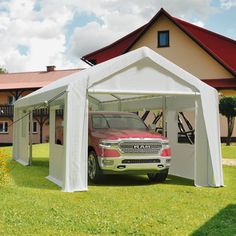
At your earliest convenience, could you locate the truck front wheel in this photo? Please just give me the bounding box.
[147,169,169,183]
[88,150,102,183]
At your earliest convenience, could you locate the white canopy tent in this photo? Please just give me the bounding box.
[13,47,223,192]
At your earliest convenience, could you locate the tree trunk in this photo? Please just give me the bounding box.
[34,109,49,144]
[226,116,235,146]
[40,123,43,144]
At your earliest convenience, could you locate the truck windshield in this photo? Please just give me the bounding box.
[92,114,147,130]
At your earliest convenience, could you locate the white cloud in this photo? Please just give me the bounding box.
[69,22,118,58]
[192,21,205,27]
[220,0,236,9]
[0,0,79,72]
[7,0,35,20]
[0,0,219,72]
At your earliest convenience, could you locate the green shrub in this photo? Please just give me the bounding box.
[0,148,9,185]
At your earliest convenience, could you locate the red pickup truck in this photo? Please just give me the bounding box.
[88,111,171,183]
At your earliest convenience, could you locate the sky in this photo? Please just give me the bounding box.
[0,0,235,73]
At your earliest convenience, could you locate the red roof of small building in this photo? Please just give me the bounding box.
[82,8,236,77]
[0,68,82,90]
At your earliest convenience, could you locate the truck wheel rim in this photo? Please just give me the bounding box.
[88,154,96,179]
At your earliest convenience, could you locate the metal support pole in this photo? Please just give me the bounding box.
[111,94,122,111]
[162,96,167,137]
[29,111,33,166]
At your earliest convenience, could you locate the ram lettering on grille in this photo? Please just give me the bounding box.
[120,142,162,154]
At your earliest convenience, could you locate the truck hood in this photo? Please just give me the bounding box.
[91,129,165,141]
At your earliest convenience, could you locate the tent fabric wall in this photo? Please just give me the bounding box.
[167,110,195,180]
[62,80,88,192]
[13,108,30,166]
[47,108,64,187]
[13,47,223,192]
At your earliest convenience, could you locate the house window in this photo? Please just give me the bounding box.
[158,31,169,48]
[8,96,15,105]
[32,121,38,133]
[0,122,8,133]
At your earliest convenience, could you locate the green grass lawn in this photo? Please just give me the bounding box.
[0,144,236,235]
[222,143,236,159]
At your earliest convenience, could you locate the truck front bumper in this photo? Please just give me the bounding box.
[98,156,171,173]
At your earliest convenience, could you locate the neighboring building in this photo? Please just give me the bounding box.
[82,8,236,140]
[0,66,82,145]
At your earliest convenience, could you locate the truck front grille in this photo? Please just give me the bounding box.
[119,141,162,154]
[122,159,161,164]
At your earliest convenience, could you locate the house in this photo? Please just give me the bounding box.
[82,8,236,140]
[0,66,82,145]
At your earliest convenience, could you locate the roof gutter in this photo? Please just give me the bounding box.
[81,57,95,66]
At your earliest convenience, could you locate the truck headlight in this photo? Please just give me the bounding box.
[160,141,171,157]
[162,142,169,148]
[99,140,118,149]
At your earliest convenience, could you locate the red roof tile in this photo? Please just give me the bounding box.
[203,79,236,89]
[173,17,236,75]
[82,8,236,77]
[0,68,82,90]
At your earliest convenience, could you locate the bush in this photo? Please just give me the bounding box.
[219,96,236,146]
[0,149,10,185]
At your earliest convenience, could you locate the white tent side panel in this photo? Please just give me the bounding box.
[63,79,89,192]
[195,91,224,186]
[13,108,29,166]
[46,108,64,187]
[167,111,195,180]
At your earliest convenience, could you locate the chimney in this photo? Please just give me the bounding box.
[46,65,56,72]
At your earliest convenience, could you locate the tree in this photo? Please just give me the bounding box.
[0,67,7,74]
[34,108,49,144]
[0,149,9,186]
[219,96,236,146]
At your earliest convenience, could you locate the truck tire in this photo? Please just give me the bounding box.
[147,169,169,183]
[88,150,102,183]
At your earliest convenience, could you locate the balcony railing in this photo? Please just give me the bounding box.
[0,105,14,117]
[0,105,63,118]
[32,108,63,117]
[33,108,49,117]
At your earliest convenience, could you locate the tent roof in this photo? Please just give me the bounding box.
[15,47,215,109]
[82,8,236,77]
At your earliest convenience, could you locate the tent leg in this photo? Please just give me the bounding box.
[29,112,33,166]
[162,96,167,137]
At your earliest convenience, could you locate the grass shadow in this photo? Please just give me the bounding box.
[191,204,236,235]
[89,174,194,187]
[10,155,193,190]
[32,158,49,167]
[165,174,194,186]
[89,174,150,187]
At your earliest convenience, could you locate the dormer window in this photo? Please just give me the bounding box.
[158,31,169,48]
